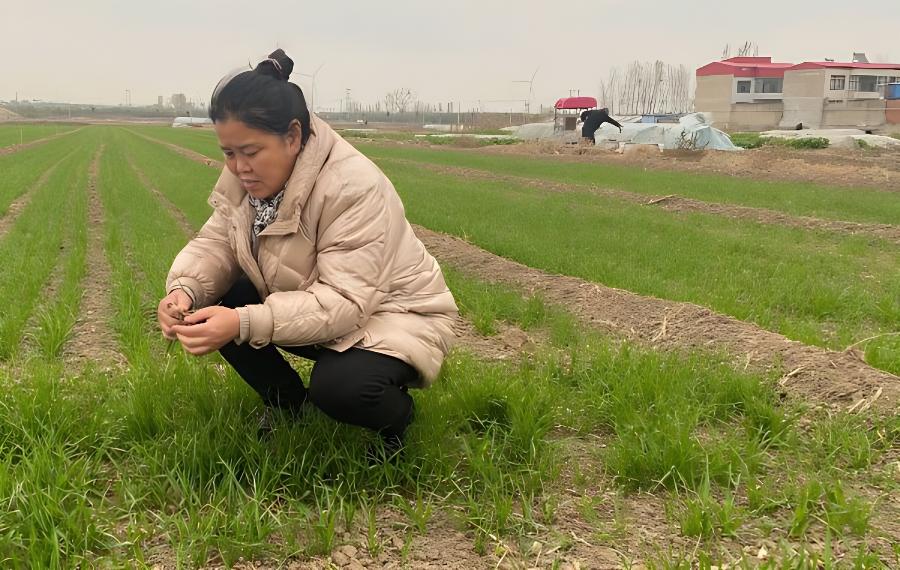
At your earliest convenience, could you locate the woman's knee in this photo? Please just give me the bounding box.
[307,352,408,415]
[307,351,416,436]
[307,366,372,416]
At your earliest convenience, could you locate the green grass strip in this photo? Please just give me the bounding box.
[119,127,222,228]
[0,131,84,216]
[127,124,224,162]
[0,133,95,358]
[26,141,91,358]
[354,142,900,226]
[378,159,900,375]
[0,124,75,148]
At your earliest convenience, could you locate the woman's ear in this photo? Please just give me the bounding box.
[286,119,303,153]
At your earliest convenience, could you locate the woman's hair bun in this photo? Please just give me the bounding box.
[255,49,294,81]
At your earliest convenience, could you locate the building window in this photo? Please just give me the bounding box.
[736,80,751,94]
[830,75,846,90]
[754,77,783,93]
[852,75,878,92]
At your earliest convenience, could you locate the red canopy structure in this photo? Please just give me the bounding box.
[554,96,597,110]
[554,96,598,134]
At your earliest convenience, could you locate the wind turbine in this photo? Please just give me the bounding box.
[512,66,540,115]
[298,63,325,113]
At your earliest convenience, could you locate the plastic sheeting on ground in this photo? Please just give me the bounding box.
[760,129,900,149]
[513,113,741,151]
[414,134,517,140]
[514,122,557,140]
[172,117,212,128]
[591,113,741,151]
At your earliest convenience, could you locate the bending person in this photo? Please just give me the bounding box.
[579,107,623,144]
[157,49,458,456]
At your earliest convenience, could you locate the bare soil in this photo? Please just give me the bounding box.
[414,226,899,413]
[452,317,544,362]
[479,142,900,193]
[380,157,900,244]
[141,487,671,570]
[63,145,126,369]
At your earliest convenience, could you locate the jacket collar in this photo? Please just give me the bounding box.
[209,114,337,235]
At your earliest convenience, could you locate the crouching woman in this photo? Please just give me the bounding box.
[156,50,458,450]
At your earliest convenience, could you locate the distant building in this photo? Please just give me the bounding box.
[695,56,900,130]
[171,93,188,110]
[157,95,164,107]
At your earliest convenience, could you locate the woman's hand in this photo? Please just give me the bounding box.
[171,306,240,356]
[158,289,193,340]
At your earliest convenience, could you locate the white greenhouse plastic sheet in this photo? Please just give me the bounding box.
[172,116,213,128]
[590,113,741,151]
[760,129,900,149]
[513,113,741,151]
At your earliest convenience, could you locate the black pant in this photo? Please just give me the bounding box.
[218,277,417,438]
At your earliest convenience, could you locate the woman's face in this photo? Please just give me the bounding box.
[215,118,303,200]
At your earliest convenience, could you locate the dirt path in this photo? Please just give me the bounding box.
[63,145,126,369]
[0,127,84,157]
[414,226,899,413]
[380,157,900,244]
[479,141,900,194]
[144,134,900,245]
[0,159,65,240]
[125,129,224,168]
[126,156,196,237]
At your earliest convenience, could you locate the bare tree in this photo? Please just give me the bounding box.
[722,41,759,59]
[384,88,414,114]
[598,61,693,115]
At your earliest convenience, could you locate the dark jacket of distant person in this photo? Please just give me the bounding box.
[579,108,623,142]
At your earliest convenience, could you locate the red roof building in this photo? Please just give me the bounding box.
[696,57,794,78]
[695,56,900,130]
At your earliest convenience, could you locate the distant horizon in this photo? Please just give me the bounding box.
[3,0,898,112]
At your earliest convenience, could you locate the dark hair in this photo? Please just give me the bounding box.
[580,110,591,121]
[209,49,312,147]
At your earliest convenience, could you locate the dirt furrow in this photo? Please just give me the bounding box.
[477,142,900,194]
[126,156,196,237]
[414,225,899,412]
[63,145,127,370]
[381,157,900,244]
[131,135,899,410]
[0,127,83,157]
[0,159,64,240]
[139,136,900,244]
[18,240,70,357]
[124,129,224,168]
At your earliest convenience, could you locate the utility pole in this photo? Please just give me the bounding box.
[345,88,351,119]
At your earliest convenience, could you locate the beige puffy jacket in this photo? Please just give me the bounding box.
[166,115,458,384]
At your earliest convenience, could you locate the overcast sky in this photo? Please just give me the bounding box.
[3,0,898,112]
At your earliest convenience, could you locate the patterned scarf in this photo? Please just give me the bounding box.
[248,190,285,237]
